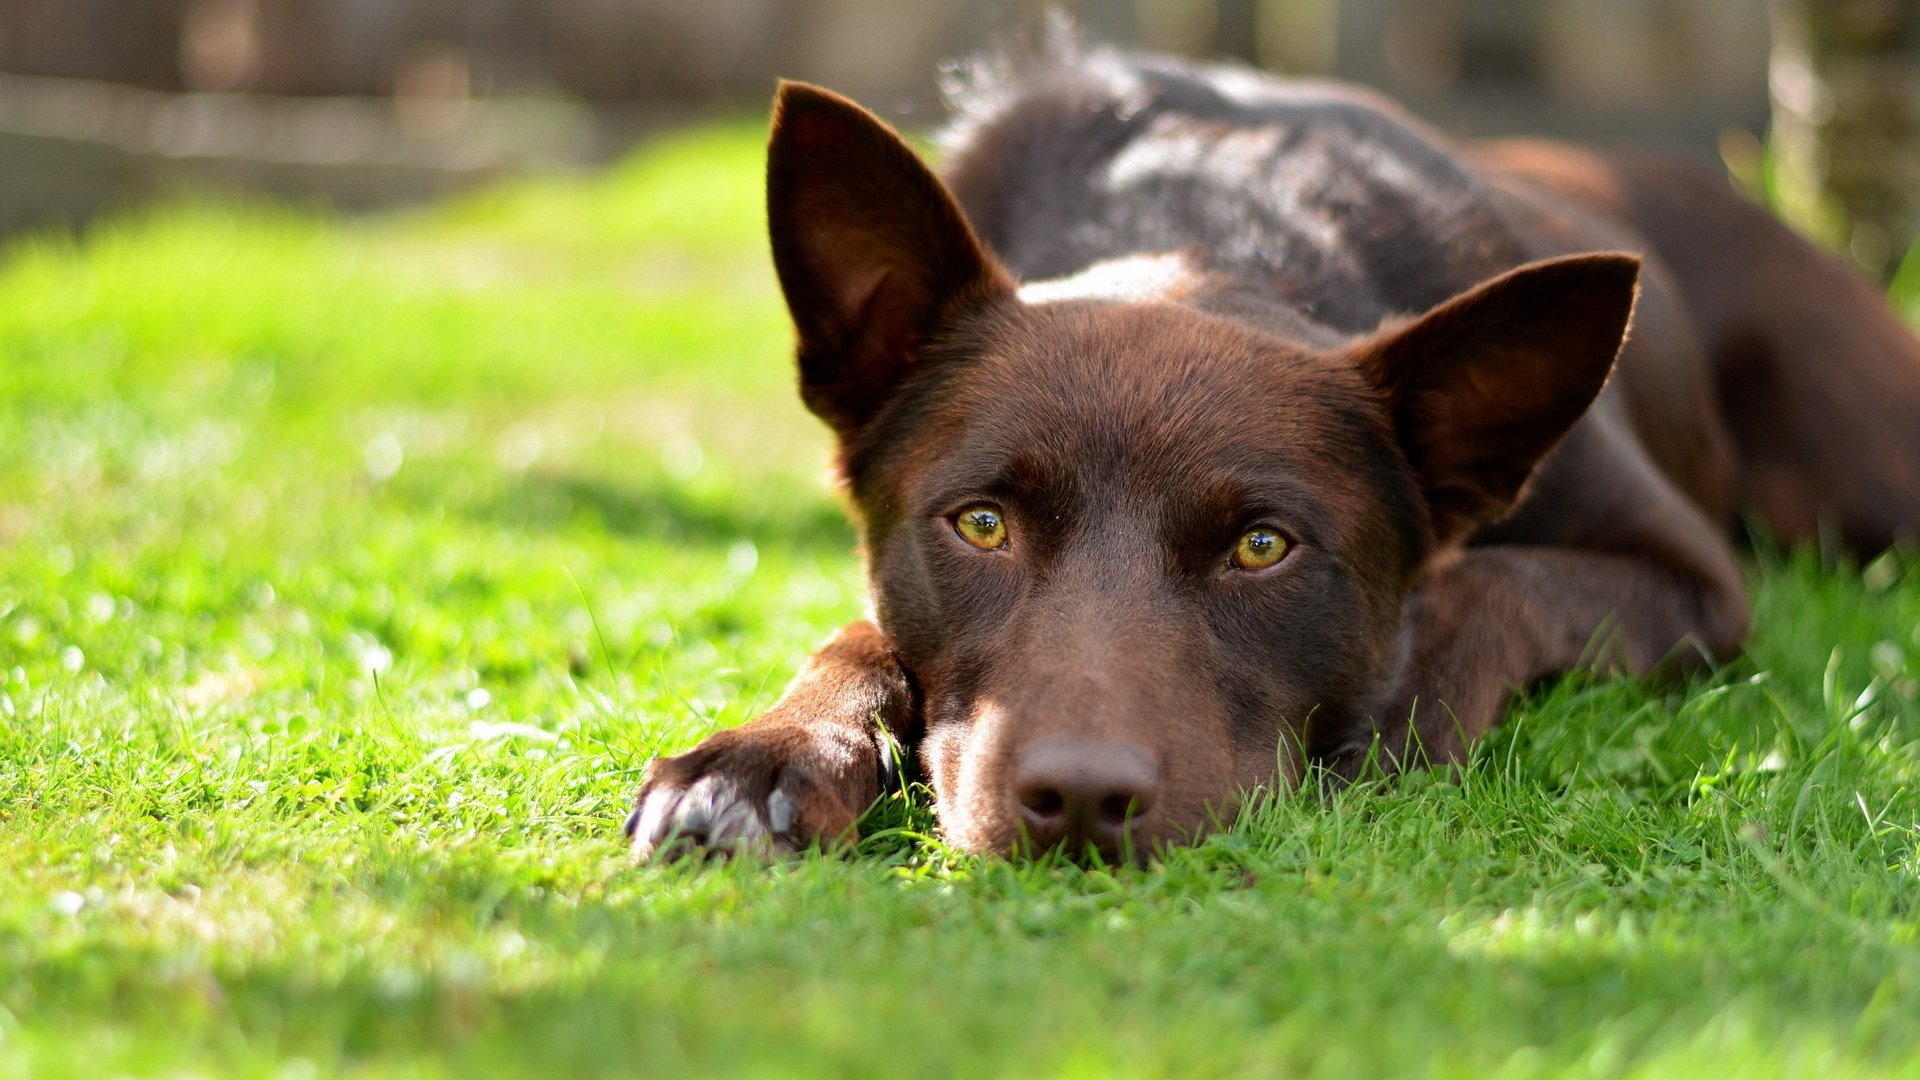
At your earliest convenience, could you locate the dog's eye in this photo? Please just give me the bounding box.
[953,505,1009,550]
[1231,527,1290,570]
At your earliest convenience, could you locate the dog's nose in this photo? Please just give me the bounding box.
[1012,739,1160,857]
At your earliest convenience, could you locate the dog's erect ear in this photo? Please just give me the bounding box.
[767,81,1014,436]
[1351,252,1640,547]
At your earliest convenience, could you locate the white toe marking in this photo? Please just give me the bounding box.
[706,790,766,844]
[766,789,797,836]
[630,793,673,855]
[678,776,726,832]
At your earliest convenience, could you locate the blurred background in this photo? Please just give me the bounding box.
[0,0,1915,279]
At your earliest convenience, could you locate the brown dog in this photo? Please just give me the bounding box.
[627,47,1920,862]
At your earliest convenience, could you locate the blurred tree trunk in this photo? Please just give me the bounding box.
[1214,0,1260,64]
[1769,0,1920,280]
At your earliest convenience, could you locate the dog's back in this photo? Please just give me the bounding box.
[941,48,1524,332]
[940,43,1920,556]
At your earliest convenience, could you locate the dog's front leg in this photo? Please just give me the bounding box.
[626,621,918,861]
[1327,544,1749,778]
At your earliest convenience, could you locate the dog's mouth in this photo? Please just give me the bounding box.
[1008,811,1208,865]
[929,757,1239,863]
[916,684,1263,861]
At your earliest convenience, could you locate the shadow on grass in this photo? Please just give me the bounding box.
[12,893,1915,1077]
[461,469,857,555]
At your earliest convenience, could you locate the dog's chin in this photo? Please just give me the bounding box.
[936,810,1220,865]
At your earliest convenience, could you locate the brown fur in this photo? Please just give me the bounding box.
[627,53,1920,863]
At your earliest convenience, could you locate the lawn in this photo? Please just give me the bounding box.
[1,121,1918,1079]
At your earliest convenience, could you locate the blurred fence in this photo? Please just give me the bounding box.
[0,0,1768,121]
[0,0,1771,233]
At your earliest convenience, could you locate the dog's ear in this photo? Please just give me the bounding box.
[767,81,1014,437]
[1351,252,1640,547]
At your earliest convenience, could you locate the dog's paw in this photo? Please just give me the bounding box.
[625,725,870,863]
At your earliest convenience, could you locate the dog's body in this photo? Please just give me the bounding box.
[628,48,1920,861]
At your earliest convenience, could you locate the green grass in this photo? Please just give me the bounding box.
[2,121,1919,1079]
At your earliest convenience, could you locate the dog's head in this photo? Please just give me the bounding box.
[767,83,1637,859]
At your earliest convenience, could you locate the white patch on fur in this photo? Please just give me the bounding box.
[1017,251,1196,305]
[632,774,782,861]
[766,788,797,835]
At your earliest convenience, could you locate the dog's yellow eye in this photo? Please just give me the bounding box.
[954,505,1008,550]
[1232,528,1289,570]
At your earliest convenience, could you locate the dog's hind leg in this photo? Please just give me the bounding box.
[627,621,919,861]
[1485,143,1920,554]
[1622,159,1920,553]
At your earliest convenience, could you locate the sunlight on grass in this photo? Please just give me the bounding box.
[0,123,1917,1078]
